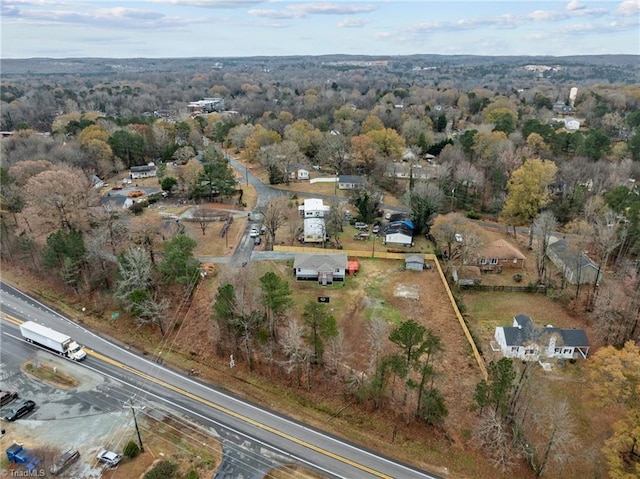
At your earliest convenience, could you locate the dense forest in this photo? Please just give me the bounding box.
[1,54,639,479]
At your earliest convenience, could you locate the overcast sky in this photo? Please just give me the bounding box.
[2,0,639,59]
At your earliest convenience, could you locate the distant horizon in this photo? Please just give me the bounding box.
[4,52,639,62]
[2,1,638,59]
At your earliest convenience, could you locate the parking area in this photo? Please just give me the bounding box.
[0,352,132,477]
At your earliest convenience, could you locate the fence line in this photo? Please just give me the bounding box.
[461,284,548,293]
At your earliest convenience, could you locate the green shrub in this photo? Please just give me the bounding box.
[186,470,199,479]
[123,440,140,459]
[143,460,177,479]
[466,210,481,220]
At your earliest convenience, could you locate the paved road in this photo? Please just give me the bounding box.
[0,281,443,479]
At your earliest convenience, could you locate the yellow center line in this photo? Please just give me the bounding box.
[2,313,393,479]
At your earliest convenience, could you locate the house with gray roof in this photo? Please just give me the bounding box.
[547,238,601,285]
[338,175,366,190]
[130,164,157,179]
[494,314,590,362]
[293,253,347,285]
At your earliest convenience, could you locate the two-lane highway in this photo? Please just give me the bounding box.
[0,281,443,479]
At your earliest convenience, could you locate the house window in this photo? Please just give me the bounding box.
[480,258,487,265]
[297,268,301,272]
[510,347,518,352]
[525,348,535,355]
[489,258,498,265]
[554,348,562,354]
[562,348,572,355]
[335,268,340,272]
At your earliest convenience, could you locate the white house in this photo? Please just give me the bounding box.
[90,174,104,188]
[384,221,414,247]
[298,198,330,218]
[564,117,581,131]
[130,164,157,179]
[494,314,590,362]
[286,164,310,181]
[297,199,330,244]
[303,217,326,244]
[293,253,347,284]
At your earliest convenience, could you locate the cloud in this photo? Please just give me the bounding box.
[337,18,366,28]
[3,4,204,30]
[151,0,266,7]
[250,2,376,20]
[566,1,585,12]
[615,0,640,16]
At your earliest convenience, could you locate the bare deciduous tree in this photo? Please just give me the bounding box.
[263,196,290,250]
[281,319,311,387]
[367,314,388,375]
[136,296,171,337]
[526,401,579,477]
[23,164,95,231]
[532,211,557,283]
[192,207,217,235]
[325,330,346,375]
[473,408,518,471]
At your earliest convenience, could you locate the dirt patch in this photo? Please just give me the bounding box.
[265,464,328,479]
[22,359,80,389]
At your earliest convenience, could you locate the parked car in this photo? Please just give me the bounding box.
[127,190,144,198]
[3,399,35,421]
[96,450,122,468]
[253,236,261,245]
[249,228,259,237]
[355,222,368,230]
[259,226,267,235]
[372,225,380,234]
[0,390,18,406]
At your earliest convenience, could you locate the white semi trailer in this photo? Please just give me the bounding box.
[19,321,87,361]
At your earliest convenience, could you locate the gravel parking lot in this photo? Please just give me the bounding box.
[1,352,132,478]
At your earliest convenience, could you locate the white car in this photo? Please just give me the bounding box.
[96,450,121,468]
[249,228,259,237]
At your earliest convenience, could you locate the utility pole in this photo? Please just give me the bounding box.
[125,398,145,452]
[372,232,376,258]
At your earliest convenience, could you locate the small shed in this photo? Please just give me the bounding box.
[347,257,360,275]
[405,254,425,271]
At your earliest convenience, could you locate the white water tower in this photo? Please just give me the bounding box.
[569,87,578,107]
